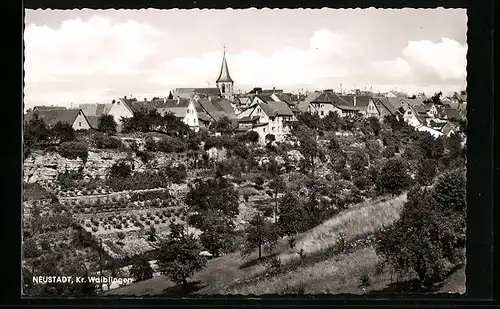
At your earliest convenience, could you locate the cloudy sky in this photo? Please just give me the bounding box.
[24,8,467,109]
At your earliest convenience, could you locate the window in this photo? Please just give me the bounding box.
[272,126,275,131]
[320,111,324,116]
[79,122,82,127]
[221,84,226,93]
[263,128,266,133]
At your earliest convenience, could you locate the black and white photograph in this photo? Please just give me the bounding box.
[22,8,467,296]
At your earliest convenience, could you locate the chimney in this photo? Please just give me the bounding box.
[144,97,147,102]
[124,96,127,99]
[177,97,180,104]
[273,87,275,94]
[163,97,166,103]
[112,99,116,104]
[209,96,212,102]
[353,96,357,107]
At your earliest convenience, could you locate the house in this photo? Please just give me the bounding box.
[369,97,400,119]
[440,107,462,121]
[297,91,321,113]
[79,103,113,129]
[107,98,135,129]
[172,88,221,100]
[309,90,360,118]
[195,97,237,123]
[423,103,439,118]
[32,105,67,112]
[236,100,295,143]
[109,97,201,132]
[441,122,459,137]
[416,125,444,138]
[30,108,92,131]
[339,95,373,116]
[402,105,426,127]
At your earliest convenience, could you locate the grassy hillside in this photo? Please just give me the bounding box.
[106,193,411,295]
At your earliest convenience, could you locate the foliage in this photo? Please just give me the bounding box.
[162,164,187,184]
[265,134,276,143]
[245,131,260,143]
[157,222,207,290]
[365,139,382,159]
[24,113,52,148]
[368,117,381,136]
[107,170,170,191]
[242,212,277,259]
[294,124,322,175]
[108,161,132,179]
[92,132,123,149]
[297,112,324,131]
[52,121,76,143]
[58,141,89,162]
[350,149,369,172]
[277,192,308,236]
[199,212,236,257]
[375,171,466,288]
[377,158,411,195]
[416,159,438,186]
[157,136,187,153]
[129,257,154,281]
[97,115,117,134]
[185,177,239,218]
[212,116,235,134]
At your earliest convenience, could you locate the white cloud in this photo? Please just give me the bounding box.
[402,38,467,81]
[23,17,467,108]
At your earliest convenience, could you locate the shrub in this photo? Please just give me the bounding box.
[93,132,123,149]
[92,227,98,232]
[58,141,88,162]
[117,232,125,240]
[358,273,371,288]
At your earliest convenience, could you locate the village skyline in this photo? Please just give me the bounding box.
[23,8,467,110]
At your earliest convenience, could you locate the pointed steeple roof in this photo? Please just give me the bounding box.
[216,46,234,83]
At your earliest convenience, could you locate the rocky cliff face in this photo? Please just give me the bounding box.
[24,149,204,185]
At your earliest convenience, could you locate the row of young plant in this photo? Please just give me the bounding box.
[83,208,186,232]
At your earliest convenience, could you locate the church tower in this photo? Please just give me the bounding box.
[216,46,234,99]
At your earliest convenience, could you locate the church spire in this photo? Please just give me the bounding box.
[216,45,234,83]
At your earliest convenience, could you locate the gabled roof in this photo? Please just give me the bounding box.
[255,95,274,103]
[373,97,398,115]
[197,98,236,122]
[33,106,67,111]
[216,50,234,83]
[401,98,425,107]
[86,116,100,129]
[238,116,260,123]
[79,103,112,116]
[443,107,461,120]
[125,98,191,114]
[255,101,294,117]
[423,103,435,111]
[339,95,354,106]
[412,105,428,114]
[262,89,284,95]
[355,95,371,109]
[386,97,405,110]
[30,109,85,127]
[274,92,294,104]
[194,88,221,98]
[311,91,349,106]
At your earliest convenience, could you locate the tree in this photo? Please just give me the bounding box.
[377,158,411,196]
[350,149,369,172]
[245,131,260,144]
[97,115,117,134]
[58,141,89,162]
[185,177,239,219]
[212,116,235,134]
[168,91,174,99]
[294,124,321,175]
[109,161,132,179]
[52,121,75,143]
[265,134,276,143]
[199,212,236,257]
[416,159,438,186]
[157,222,207,292]
[269,174,287,224]
[242,212,276,259]
[24,113,52,148]
[368,117,381,136]
[129,257,154,281]
[432,169,466,212]
[376,174,466,289]
[277,192,308,237]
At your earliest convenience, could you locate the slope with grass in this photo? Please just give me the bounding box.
[106,192,409,295]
